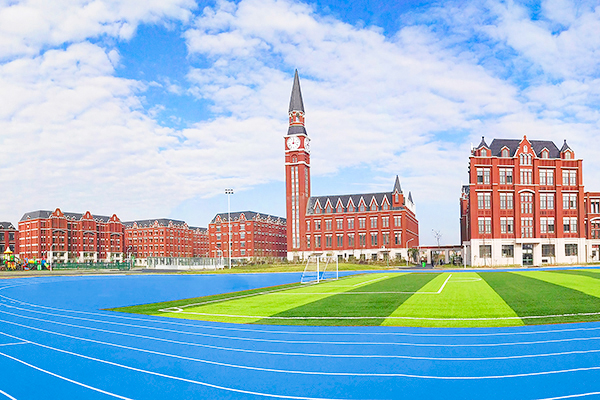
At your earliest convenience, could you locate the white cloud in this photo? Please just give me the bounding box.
[0,0,196,59]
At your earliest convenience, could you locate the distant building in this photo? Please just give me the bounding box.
[284,71,419,261]
[0,222,18,254]
[460,136,600,266]
[191,226,210,258]
[208,211,287,260]
[123,219,204,265]
[18,208,124,263]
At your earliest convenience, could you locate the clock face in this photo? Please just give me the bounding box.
[304,137,311,153]
[287,136,300,150]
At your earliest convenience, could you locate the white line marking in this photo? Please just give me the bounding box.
[0,349,132,399]
[5,307,600,349]
[0,389,17,400]
[1,328,600,381]
[6,308,600,361]
[5,277,600,338]
[538,391,600,400]
[0,331,346,399]
[0,342,26,347]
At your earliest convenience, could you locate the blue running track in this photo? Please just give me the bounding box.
[1,272,600,399]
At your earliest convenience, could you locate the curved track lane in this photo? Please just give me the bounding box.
[0,272,599,399]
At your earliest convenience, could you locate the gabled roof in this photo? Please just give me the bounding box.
[488,139,561,158]
[210,211,286,224]
[307,192,401,215]
[408,192,413,203]
[393,175,402,193]
[122,218,187,228]
[189,226,208,232]
[560,139,571,153]
[20,210,114,223]
[476,136,489,149]
[0,222,15,230]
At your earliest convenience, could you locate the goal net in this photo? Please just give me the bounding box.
[300,254,339,284]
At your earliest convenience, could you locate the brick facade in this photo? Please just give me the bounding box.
[285,71,419,261]
[208,211,287,260]
[461,136,600,266]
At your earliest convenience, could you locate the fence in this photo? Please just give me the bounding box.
[146,257,225,271]
[53,262,131,271]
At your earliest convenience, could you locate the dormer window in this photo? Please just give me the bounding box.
[564,151,572,159]
[337,205,343,213]
[370,204,377,211]
[541,150,549,159]
[481,149,487,156]
[502,148,510,157]
[315,205,321,214]
[359,204,366,212]
[325,204,333,213]
[382,203,389,211]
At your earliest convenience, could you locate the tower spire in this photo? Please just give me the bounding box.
[288,70,307,135]
[289,69,304,113]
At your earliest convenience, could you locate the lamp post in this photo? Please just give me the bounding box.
[225,188,234,269]
[406,238,414,267]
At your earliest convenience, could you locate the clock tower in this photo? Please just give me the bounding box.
[285,70,311,259]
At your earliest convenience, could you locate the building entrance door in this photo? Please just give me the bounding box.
[522,244,533,266]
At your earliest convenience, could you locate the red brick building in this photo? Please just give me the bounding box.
[0,222,18,254]
[18,208,124,263]
[208,211,287,260]
[191,227,210,257]
[460,136,600,266]
[123,219,202,263]
[285,71,419,261]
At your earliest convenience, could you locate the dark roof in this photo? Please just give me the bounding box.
[408,192,413,203]
[0,222,15,230]
[306,177,413,215]
[393,175,402,193]
[287,125,307,135]
[210,211,286,224]
[560,139,571,153]
[476,136,489,149]
[307,192,400,215]
[122,218,187,228]
[20,210,113,222]
[488,139,561,158]
[189,226,208,232]
[288,70,305,113]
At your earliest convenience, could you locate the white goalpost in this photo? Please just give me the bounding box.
[300,254,339,284]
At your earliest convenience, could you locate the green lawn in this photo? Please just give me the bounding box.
[110,269,600,328]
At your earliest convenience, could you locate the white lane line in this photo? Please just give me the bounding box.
[436,274,452,293]
[5,306,600,348]
[538,392,600,400]
[0,331,345,400]
[1,328,600,381]
[0,349,132,399]
[4,283,600,339]
[0,389,17,400]
[6,308,600,362]
[0,342,26,347]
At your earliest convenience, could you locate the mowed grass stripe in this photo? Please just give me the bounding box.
[170,274,401,324]
[512,270,600,298]
[480,272,600,325]
[550,268,600,281]
[256,273,439,326]
[382,273,523,328]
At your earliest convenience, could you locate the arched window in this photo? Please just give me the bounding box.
[325,204,332,213]
[502,149,509,157]
[481,149,487,156]
[382,203,389,211]
[337,205,343,213]
[292,156,297,163]
[565,151,572,159]
[370,204,377,211]
[541,150,548,159]
[359,204,366,212]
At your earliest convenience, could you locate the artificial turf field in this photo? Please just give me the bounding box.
[112,269,600,328]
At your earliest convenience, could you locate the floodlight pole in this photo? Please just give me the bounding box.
[225,188,234,269]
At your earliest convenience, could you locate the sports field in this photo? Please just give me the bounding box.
[112,269,600,327]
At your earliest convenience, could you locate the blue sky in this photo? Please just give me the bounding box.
[1,0,600,245]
